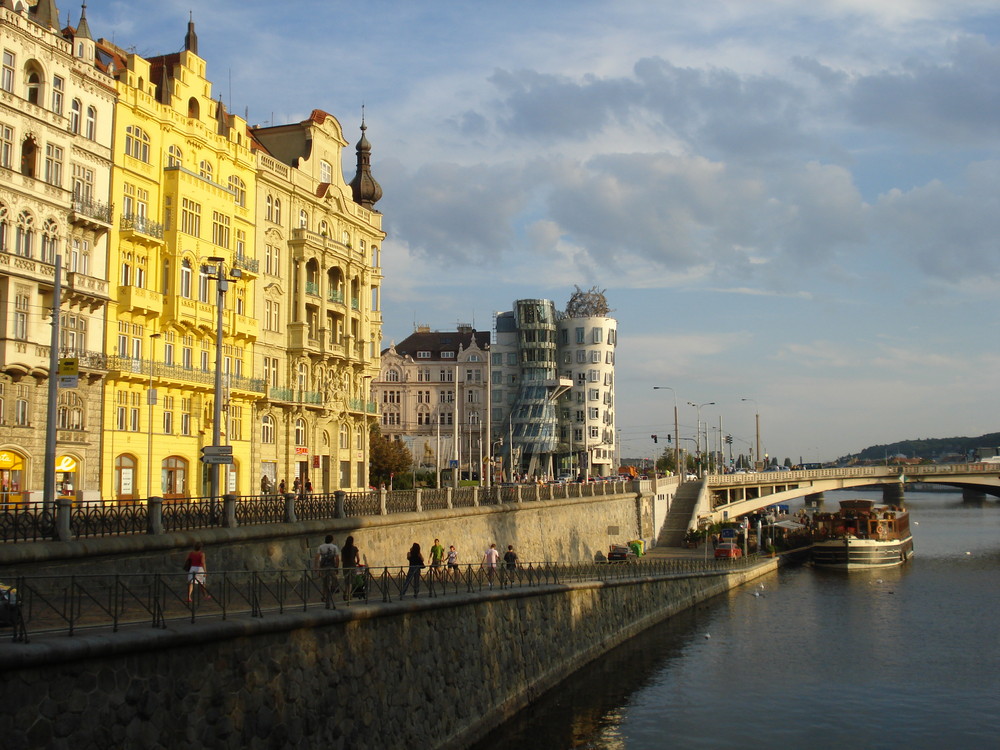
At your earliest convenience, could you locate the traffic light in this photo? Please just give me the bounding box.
[651,434,658,443]
[725,434,733,445]
[667,434,672,443]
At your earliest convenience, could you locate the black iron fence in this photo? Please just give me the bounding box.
[0,553,760,643]
[0,481,636,545]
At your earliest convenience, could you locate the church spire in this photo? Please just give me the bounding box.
[184,12,198,55]
[349,108,383,210]
[76,3,93,41]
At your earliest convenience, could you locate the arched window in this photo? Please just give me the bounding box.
[298,209,308,229]
[69,99,81,134]
[295,418,306,446]
[57,392,85,430]
[167,145,182,167]
[125,126,149,162]
[339,424,349,450]
[342,230,351,247]
[187,97,199,119]
[319,220,330,237]
[228,175,245,207]
[265,194,273,222]
[15,211,33,257]
[386,369,400,383]
[297,363,308,389]
[20,135,37,177]
[26,70,41,105]
[273,198,281,224]
[180,259,192,298]
[199,160,213,181]
[371,245,380,267]
[161,456,188,497]
[40,218,58,264]
[85,106,96,140]
[261,415,275,444]
[115,454,136,500]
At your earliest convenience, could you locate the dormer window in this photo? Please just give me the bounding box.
[416,351,431,359]
[441,351,456,359]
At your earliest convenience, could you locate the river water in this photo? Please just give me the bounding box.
[471,490,1000,750]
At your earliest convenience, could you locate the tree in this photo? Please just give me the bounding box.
[369,425,412,487]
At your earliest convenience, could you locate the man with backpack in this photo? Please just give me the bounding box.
[314,534,340,606]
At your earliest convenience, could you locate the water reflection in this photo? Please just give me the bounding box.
[471,491,1000,750]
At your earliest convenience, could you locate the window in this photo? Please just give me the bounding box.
[15,211,33,257]
[51,76,64,115]
[180,398,192,435]
[181,199,201,236]
[234,229,245,258]
[228,175,245,207]
[229,406,242,441]
[298,209,308,229]
[40,219,58,264]
[264,300,280,331]
[44,144,63,186]
[180,259,192,298]
[211,211,230,248]
[592,328,603,344]
[73,164,94,201]
[441,351,455,359]
[261,415,275,444]
[85,106,96,140]
[273,198,281,224]
[265,244,280,275]
[57,392,84,430]
[25,70,41,105]
[13,292,28,339]
[200,351,209,372]
[339,425,349,450]
[1,51,13,93]
[576,327,585,344]
[69,99,81,134]
[0,123,11,168]
[295,419,306,446]
[320,160,332,183]
[198,265,212,303]
[167,144,182,167]
[264,357,278,387]
[163,409,173,434]
[265,195,273,222]
[124,126,149,162]
[199,160,213,180]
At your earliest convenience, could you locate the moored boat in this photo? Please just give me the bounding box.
[810,499,914,570]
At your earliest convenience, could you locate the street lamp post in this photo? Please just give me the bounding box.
[147,332,161,499]
[207,257,241,501]
[653,386,680,480]
[687,401,715,478]
[741,398,761,471]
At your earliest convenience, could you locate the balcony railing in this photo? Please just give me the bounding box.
[328,289,344,304]
[305,281,319,296]
[348,397,378,413]
[269,387,324,405]
[120,213,164,239]
[233,253,259,273]
[72,196,113,224]
[104,355,266,393]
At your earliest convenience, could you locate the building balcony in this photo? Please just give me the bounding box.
[328,289,345,305]
[70,197,113,230]
[117,285,163,314]
[305,280,319,296]
[348,397,378,414]
[233,253,259,274]
[269,387,324,405]
[227,311,259,339]
[120,214,165,242]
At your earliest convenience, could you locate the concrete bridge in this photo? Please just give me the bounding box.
[684,463,999,526]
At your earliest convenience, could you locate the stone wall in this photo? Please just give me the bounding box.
[0,492,652,579]
[0,560,778,750]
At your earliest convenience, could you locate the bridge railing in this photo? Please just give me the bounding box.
[0,553,760,643]
[705,463,992,486]
[0,480,639,545]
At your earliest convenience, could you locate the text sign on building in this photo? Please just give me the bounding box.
[58,357,79,388]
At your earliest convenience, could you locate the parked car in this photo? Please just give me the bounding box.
[714,542,743,559]
[607,544,638,563]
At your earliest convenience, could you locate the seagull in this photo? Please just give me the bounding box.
[705,634,711,639]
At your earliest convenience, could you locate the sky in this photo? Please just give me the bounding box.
[83,0,1000,464]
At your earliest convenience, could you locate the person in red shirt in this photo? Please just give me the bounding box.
[184,542,210,602]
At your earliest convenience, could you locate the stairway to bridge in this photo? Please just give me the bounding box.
[657,480,703,547]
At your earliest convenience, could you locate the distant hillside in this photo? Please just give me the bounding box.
[843,433,1000,463]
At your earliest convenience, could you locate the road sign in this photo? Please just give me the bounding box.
[201,445,233,456]
[200,454,233,465]
[720,528,737,539]
[58,358,79,377]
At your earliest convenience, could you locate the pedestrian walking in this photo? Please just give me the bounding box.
[429,538,444,578]
[503,544,519,572]
[482,543,500,588]
[278,478,287,495]
[446,544,459,579]
[314,534,340,606]
[184,542,210,602]
[400,542,424,597]
[341,535,361,599]
[260,475,271,495]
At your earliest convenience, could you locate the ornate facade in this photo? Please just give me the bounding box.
[250,112,383,493]
[0,1,114,503]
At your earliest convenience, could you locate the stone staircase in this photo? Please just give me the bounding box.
[657,480,703,547]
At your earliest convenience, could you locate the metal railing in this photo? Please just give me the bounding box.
[0,481,638,544]
[0,554,760,643]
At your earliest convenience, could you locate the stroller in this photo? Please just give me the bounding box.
[344,564,368,600]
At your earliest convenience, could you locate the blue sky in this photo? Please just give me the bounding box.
[85,0,1000,463]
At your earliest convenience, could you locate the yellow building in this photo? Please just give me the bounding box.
[0,2,115,503]
[98,21,261,500]
[251,112,383,492]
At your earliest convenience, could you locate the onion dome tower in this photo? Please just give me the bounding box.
[349,112,383,209]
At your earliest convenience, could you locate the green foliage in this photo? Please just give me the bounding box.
[844,432,1000,463]
[368,425,413,487]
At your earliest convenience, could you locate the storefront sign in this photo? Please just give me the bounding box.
[56,456,78,472]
